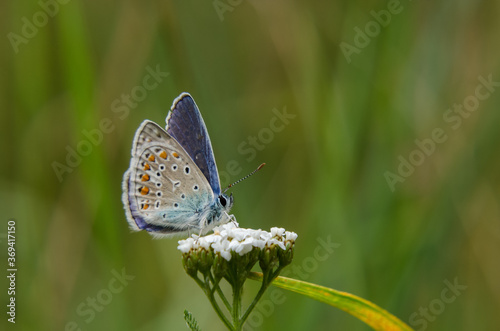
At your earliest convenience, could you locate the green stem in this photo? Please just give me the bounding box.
[248,272,413,331]
[190,274,207,293]
[271,265,285,280]
[240,265,283,326]
[193,272,234,331]
[209,272,232,313]
[232,277,242,330]
[239,269,270,326]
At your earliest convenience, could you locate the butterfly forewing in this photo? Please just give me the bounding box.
[124,121,213,233]
[166,93,221,196]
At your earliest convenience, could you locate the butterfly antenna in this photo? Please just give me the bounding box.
[223,163,266,193]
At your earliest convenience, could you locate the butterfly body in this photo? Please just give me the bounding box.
[122,93,234,238]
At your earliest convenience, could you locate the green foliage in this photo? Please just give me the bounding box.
[184,310,202,331]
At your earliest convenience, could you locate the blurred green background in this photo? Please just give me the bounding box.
[1,0,499,330]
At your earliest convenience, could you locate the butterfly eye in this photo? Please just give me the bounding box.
[219,195,227,207]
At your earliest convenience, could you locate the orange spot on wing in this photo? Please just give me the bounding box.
[140,187,149,195]
[148,154,155,162]
[144,163,150,171]
[172,152,179,158]
[159,151,167,159]
[143,204,149,210]
[141,174,150,181]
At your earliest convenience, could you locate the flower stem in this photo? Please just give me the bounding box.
[207,287,233,331]
[209,272,232,313]
[239,271,269,325]
[231,276,243,330]
[239,266,283,326]
[191,272,234,330]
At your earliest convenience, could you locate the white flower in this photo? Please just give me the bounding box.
[177,237,195,253]
[270,227,285,238]
[250,229,263,239]
[236,237,255,255]
[251,239,266,249]
[268,238,286,250]
[285,231,298,242]
[212,239,231,261]
[227,238,241,251]
[259,231,272,241]
[177,223,297,261]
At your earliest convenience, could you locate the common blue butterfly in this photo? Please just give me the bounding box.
[122,93,234,238]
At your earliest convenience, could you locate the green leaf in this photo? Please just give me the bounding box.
[249,272,413,331]
[184,310,202,331]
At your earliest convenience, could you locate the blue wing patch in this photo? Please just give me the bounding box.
[166,93,221,196]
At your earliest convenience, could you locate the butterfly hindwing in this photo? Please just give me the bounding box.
[166,93,221,196]
[122,120,213,236]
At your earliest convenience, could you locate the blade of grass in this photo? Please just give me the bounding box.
[249,272,413,331]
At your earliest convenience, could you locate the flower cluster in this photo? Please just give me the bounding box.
[178,222,298,262]
[178,222,297,330]
[178,222,297,281]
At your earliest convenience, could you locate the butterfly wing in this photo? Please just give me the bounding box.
[165,93,221,196]
[122,120,214,236]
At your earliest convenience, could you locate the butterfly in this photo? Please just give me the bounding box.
[122,93,235,238]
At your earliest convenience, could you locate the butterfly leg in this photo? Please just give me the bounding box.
[225,212,238,227]
[186,225,200,243]
[197,217,209,238]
